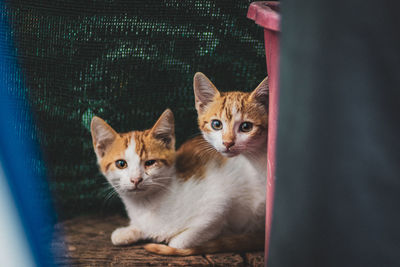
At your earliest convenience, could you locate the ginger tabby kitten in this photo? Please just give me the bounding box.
[194,72,269,179]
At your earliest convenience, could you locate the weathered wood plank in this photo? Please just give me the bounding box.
[52,215,209,266]
[205,253,244,266]
[51,215,264,266]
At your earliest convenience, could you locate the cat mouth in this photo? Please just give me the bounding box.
[127,187,145,192]
[221,150,239,157]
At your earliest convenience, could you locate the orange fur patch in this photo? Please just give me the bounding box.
[176,136,227,180]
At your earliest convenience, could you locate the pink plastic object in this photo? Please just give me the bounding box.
[247,2,280,264]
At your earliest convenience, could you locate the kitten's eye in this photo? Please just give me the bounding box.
[240,122,253,132]
[145,160,156,167]
[115,159,127,169]
[211,119,223,130]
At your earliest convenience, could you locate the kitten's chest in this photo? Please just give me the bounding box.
[124,198,180,240]
[126,202,159,227]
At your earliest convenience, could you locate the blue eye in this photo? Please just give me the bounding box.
[145,160,156,167]
[115,159,127,169]
[211,120,223,130]
[239,122,253,132]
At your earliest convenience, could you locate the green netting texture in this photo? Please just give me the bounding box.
[5,0,267,219]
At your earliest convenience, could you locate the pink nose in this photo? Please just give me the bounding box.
[223,141,235,149]
[130,177,143,186]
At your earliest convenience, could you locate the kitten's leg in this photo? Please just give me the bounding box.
[168,219,224,249]
[111,225,142,246]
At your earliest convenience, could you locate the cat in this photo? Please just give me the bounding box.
[142,73,269,255]
[91,109,265,255]
[193,72,269,179]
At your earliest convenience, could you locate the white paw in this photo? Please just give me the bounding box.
[111,227,141,246]
[168,238,188,249]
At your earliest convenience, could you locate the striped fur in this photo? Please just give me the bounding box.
[175,135,227,180]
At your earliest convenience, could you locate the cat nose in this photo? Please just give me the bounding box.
[130,177,143,186]
[223,141,235,149]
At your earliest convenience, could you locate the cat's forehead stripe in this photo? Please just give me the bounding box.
[119,133,132,149]
[224,101,232,121]
[138,132,143,158]
[219,93,248,122]
[123,135,129,149]
[221,97,226,110]
[141,135,146,158]
[134,131,147,159]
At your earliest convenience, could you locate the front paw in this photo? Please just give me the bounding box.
[168,237,190,249]
[111,227,141,246]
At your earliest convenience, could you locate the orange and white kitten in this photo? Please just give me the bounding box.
[91,109,265,255]
[193,72,269,178]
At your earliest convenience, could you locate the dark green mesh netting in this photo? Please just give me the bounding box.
[4,0,266,219]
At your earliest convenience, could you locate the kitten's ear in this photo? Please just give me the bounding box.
[193,72,220,113]
[151,109,175,149]
[250,77,269,107]
[91,116,117,159]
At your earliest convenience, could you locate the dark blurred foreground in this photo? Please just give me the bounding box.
[270,0,400,266]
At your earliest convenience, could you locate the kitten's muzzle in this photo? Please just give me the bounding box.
[223,141,235,150]
[130,177,143,187]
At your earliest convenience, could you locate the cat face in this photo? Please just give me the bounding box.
[194,73,268,157]
[90,109,176,197]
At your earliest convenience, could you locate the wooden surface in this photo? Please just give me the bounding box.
[52,215,264,266]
